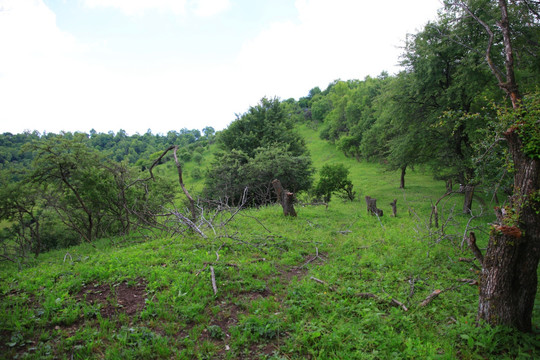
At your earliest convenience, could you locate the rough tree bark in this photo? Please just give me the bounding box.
[458,0,540,331]
[272,179,297,217]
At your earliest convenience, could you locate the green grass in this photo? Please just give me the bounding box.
[1,127,539,359]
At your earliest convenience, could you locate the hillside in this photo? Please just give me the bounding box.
[1,127,538,359]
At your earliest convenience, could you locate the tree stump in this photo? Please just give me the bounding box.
[365,196,383,216]
[272,179,297,217]
[390,199,397,217]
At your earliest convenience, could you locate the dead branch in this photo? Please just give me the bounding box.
[418,286,457,307]
[354,292,408,311]
[458,257,480,270]
[221,187,249,227]
[310,276,328,286]
[296,247,326,269]
[0,253,17,263]
[457,278,479,286]
[170,210,207,239]
[210,266,218,295]
[239,212,272,233]
[143,145,197,221]
[390,298,409,312]
[467,231,484,265]
[461,208,484,249]
[309,276,337,292]
[172,146,197,220]
[195,263,208,277]
[419,289,442,307]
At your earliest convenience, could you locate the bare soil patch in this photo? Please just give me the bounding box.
[75,279,147,318]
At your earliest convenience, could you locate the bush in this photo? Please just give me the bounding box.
[204,146,313,206]
[314,164,355,202]
[204,97,314,206]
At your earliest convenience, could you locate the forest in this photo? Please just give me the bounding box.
[1,0,539,359]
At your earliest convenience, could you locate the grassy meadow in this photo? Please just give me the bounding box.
[1,126,539,359]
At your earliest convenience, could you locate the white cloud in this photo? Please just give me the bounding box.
[83,0,187,16]
[0,0,443,134]
[191,0,230,17]
[234,0,442,101]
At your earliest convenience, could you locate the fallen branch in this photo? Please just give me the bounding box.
[310,276,328,285]
[418,286,457,307]
[210,266,218,295]
[390,298,409,312]
[419,289,442,307]
[171,211,207,238]
[354,292,408,311]
[309,276,337,292]
[296,247,326,269]
[457,278,479,286]
[203,261,238,269]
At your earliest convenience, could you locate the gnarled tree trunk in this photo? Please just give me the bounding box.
[458,0,540,332]
[476,129,540,331]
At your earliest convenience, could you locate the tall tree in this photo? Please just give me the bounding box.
[446,0,540,331]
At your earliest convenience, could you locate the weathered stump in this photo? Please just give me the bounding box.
[272,179,297,217]
[430,204,439,228]
[390,199,397,217]
[365,196,383,216]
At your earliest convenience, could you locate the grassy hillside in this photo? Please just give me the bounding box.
[1,127,538,359]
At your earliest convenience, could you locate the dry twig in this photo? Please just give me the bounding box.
[210,266,218,295]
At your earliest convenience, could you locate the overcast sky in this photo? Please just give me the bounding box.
[0,0,443,135]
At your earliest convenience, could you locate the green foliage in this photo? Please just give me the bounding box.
[314,164,355,202]
[204,145,313,206]
[219,97,307,158]
[205,98,314,206]
[515,93,540,160]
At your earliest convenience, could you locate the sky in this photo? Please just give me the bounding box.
[0,0,443,135]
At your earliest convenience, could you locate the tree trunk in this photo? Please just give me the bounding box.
[463,184,474,214]
[466,0,540,331]
[400,166,406,189]
[272,179,297,217]
[477,130,540,332]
